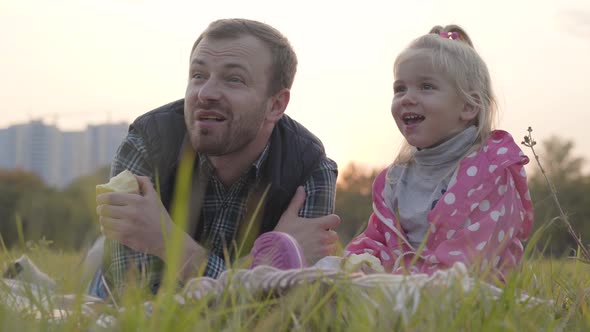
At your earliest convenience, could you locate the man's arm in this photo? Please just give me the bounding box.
[299,157,338,218]
[274,157,341,264]
[101,131,156,295]
[99,131,220,295]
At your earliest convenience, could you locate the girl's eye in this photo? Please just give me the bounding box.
[421,83,435,90]
[394,85,406,93]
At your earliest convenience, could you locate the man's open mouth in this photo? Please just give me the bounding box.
[198,115,226,122]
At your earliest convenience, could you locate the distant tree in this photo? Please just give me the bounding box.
[15,188,71,247]
[0,165,111,250]
[0,169,46,247]
[335,163,381,245]
[61,165,110,248]
[527,136,590,257]
[533,137,585,185]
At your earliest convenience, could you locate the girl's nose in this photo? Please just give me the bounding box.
[400,89,417,106]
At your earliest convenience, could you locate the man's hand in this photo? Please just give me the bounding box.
[274,186,341,265]
[97,175,208,281]
[96,175,176,259]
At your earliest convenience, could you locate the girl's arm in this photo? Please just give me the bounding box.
[344,168,413,272]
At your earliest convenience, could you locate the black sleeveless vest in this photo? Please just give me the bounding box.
[128,99,328,251]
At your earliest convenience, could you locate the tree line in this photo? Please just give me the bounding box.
[0,166,109,251]
[0,136,588,257]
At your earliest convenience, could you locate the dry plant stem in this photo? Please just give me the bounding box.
[522,127,590,261]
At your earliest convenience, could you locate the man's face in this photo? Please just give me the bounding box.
[184,35,274,156]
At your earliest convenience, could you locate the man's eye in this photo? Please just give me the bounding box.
[191,73,205,80]
[228,76,244,83]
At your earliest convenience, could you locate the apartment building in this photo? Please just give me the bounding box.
[0,120,128,188]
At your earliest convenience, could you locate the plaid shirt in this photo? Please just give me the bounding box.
[103,130,337,294]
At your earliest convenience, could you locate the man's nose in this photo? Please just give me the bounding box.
[197,77,222,102]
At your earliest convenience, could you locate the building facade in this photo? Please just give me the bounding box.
[0,120,128,188]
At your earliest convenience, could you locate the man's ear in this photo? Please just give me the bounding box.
[266,88,290,123]
[461,94,481,122]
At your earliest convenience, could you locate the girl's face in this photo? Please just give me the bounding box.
[391,56,478,149]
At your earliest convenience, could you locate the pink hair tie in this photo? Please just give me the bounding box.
[439,31,459,40]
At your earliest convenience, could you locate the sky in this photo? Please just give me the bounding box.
[1,0,589,173]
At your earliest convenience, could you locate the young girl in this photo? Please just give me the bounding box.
[344,25,534,281]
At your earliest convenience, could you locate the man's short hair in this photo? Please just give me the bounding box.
[191,18,298,96]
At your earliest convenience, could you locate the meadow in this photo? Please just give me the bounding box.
[1,244,590,331]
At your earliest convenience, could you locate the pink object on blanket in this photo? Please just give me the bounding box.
[250,231,307,270]
[345,130,534,281]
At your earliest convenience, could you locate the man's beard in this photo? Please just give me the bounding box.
[191,103,267,157]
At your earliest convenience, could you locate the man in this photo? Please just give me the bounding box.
[93,18,340,297]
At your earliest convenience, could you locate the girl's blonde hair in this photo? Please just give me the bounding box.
[393,25,498,164]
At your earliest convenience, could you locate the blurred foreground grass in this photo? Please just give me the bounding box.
[1,248,590,331]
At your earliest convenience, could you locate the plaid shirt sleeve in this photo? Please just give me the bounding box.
[196,156,338,280]
[102,130,224,295]
[299,157,338,218]
[202,156,339,280]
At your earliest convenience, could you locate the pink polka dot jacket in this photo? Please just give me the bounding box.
[344,130,534,281]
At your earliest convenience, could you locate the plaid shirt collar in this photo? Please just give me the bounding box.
[196,141,270,181]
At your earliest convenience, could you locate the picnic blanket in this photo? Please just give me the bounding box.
[0,255,548,328]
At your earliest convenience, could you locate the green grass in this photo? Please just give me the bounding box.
[1,247,590,331]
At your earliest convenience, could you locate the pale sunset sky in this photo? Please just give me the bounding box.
[1,0,589,173]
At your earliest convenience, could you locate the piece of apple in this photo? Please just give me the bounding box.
[95,169,140,195]
[341,253,385,273]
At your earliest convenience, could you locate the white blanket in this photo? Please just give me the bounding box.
[1,255,549,328]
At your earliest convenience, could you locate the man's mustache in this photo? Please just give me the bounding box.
[195,101,228,113]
